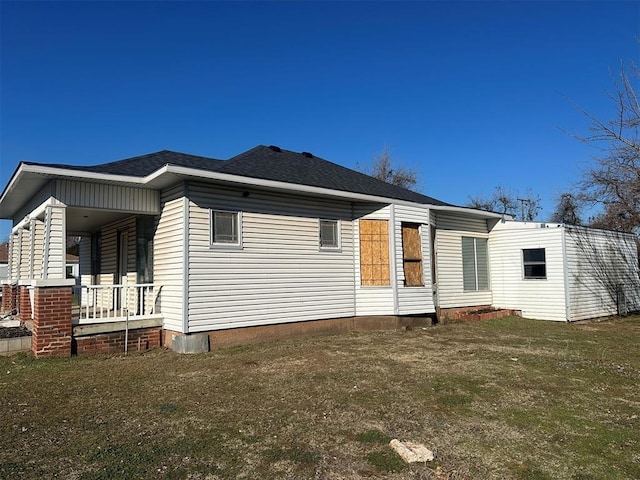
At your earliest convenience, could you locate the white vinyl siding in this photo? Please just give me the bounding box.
[55,179,160,214]
[394,205,435,315]
[435,212,492,308]
[186,183,355,332]
[489,223,567,321]
[565,226,640,321]
[155,185,186,332]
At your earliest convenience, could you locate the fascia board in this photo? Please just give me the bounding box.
[428,204,511,220]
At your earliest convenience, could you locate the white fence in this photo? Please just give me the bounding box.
[73,283,160,324]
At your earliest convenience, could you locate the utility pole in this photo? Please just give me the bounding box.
[517,198,529,221]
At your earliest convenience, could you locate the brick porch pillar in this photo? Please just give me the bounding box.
[1,283,17,314]
[31,279,76,358]
[17,285,32,322]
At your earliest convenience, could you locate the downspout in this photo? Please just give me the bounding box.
[389,204,399,316]
[561,225,572,322]
[182,181,190,334]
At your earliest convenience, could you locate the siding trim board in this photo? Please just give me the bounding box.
[182,183,190,334]
[561,226,572,321]
[389,204,399,315]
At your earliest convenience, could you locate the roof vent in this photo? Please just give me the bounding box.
[268,145,282,152]
[301,151,313,158]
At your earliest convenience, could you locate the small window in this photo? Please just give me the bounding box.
[211,210,241,247]
[523,248,546,279]
[319,219,340,250]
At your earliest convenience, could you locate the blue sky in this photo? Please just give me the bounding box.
[1,1,638,240]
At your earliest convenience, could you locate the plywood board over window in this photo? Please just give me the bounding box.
[402,223,424,287]
[359,219,390,286]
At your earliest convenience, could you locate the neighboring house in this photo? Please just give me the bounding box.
[0,145,638,357]
[0,244,7,299]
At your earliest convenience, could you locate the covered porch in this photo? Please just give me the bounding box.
[2,179,164,357]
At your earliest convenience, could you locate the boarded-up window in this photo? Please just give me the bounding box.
[462,237,489,291]
[402,223,423,287]
[359,219,390,286]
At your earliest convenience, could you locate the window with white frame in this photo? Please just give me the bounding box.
[462,237,489,291]
[210,210,241,247]
[319,219,340,250]
[523,248,546,279]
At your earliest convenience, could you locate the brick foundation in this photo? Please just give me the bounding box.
[73,327,162,355]
[32,286,72,358]
[437,305,521,323]
[1,284,17,314]
[18,286,32,322]
[164,315,436,351]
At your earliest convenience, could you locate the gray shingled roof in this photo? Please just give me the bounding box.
[22,145,450,206]
[220,146,449,206]
[24,150,225,176]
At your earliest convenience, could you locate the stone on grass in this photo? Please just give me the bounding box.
[389,439,435,463]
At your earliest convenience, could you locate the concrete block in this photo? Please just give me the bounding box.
[7,338,22,352]
[171,333,210,354]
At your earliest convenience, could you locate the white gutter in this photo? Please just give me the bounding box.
[428,204,508,219]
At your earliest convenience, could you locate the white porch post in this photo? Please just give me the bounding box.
[31,218,45,280]
[41,203,67,280]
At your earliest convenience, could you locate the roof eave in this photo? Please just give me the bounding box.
[428,204,512,220]
[0,164,163,219]
[0,162,489,220]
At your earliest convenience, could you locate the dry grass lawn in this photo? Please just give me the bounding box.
[1,315,639,479]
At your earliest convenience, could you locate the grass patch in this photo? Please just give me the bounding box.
[1,315,639,478]
[366,449,407,472]
[356,429,392,444]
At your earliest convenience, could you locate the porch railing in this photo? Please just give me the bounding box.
[73,283,161,324]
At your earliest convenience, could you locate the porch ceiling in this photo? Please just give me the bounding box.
[65,207,140,233]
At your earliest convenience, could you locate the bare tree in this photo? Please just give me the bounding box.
[467,194,497,213]
[550,193,582,225]
[468,186,541,220]
[570,61,640,234]
[360,145,419,190]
